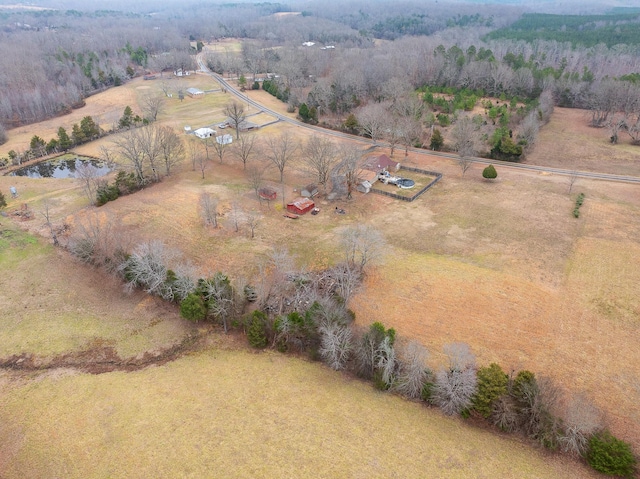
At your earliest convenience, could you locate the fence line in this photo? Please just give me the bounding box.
[369,166,443,203]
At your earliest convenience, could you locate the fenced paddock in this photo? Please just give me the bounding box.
[369,166,442,202]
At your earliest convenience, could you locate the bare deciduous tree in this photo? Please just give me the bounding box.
[432,342,478,416]
[68,212,129,271]
[376,335,398,388]
[211,135,229,164]
[158,126,184,176]
[356,102,388,144]
[245,210,260,239]
[451,116,477,177]
[518,111,540,151]
[119,240,177,300]
[112,128,146,184]
[302,136,338,194]
[141,93,165,122]
[233,133,257,170]
[328,262,362,305]
[340,224,386,272]
[319,321,353,371]
[394,341,430,399]
[199,272,235,333]
[266,132,298,183]
[398,116,423,156]
[199,192,218,228]
[186,137,200,172]
[76,162,100,204]
[159,80,171,97]
[559,394,603,456]
[39,199,59,246]
[247,164,266,201]
[517,375,563,447]
[224,101,246,140]
[337,145,364,199]
[229,201,243,233]
[171,262,198,302]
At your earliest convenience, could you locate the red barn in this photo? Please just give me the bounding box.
[286,197,315,215]
[259,187,277,201]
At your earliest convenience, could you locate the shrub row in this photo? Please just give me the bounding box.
[67,234,636,477]
[574,193,585,218]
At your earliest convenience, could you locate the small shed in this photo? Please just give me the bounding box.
[259,187,277,201]
[286,197,315,215]
[194,127,215,139]
[216,134,233,145]
[186,87,204,98]
[301,184,318,198]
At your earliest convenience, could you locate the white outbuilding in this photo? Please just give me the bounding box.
[194,127,216,139]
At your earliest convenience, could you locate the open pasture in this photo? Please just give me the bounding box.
[0,350,600,479]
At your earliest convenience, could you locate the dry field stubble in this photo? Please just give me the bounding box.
[0,80,139,158]
[351,149,640,448]
[526,106,640,176]
[0,350,600,479]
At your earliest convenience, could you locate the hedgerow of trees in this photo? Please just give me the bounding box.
[62,212,638,476]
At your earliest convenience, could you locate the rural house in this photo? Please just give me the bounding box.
[194,127,215,139]
[362,154,400,174]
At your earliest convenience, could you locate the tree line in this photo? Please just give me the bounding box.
[63,210,637,478]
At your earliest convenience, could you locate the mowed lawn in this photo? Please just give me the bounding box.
[0,350,600,479]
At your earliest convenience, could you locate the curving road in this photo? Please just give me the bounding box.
[197,54,640,185]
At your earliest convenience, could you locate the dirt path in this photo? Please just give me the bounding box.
[0,329,210,375]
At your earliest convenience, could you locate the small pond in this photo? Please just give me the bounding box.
[10,155,113,179]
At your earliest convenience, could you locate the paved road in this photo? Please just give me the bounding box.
[197,54,640,185]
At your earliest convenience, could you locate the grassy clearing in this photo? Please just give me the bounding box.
[0,225,191,359]
[526,107,640,176]
[0,349,599,479]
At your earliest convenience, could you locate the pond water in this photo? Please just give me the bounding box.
[10,156,112,179]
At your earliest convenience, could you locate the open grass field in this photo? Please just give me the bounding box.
[0,350,600,479]
[0,225,193,359]
[526,106,640,176]
[2,71,640,476]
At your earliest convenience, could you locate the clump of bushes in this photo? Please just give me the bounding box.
[586,431,637,477]
[574,193,585,218]
[482,164,497,179]
[96,171,145,206]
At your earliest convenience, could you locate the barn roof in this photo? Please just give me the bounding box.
[287,197,315,209]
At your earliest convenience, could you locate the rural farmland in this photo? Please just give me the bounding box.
[1,1,640,478]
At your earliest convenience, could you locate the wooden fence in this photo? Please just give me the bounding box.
[369,166,442,202]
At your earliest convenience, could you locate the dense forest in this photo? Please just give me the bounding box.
[486,12,640,47]
[3,0,640,154]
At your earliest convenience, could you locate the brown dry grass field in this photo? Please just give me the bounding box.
[0,349,600,479]
[1,72,640,477]
[526,106,640,176]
